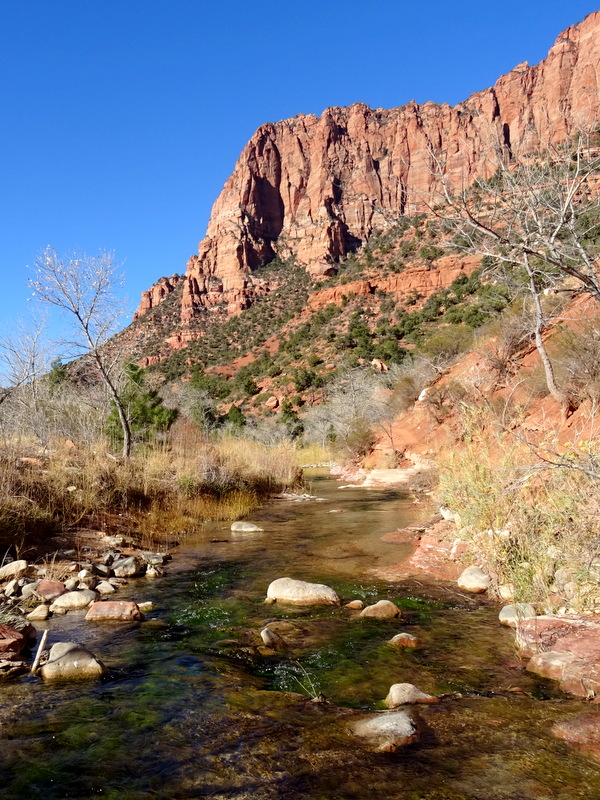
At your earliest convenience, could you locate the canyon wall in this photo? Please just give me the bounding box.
[135,12,600,324]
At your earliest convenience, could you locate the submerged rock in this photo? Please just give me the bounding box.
[360,600,401,619]
[385,683,439,707]
[85,601,143,622]
[499,603,536,628]
[40,642,106,681]
[345,599,365,610]
[457,566,490,593]
[266,578,340,606]
[231,521,264,533]
[260,627,287,649]
[553,712,600,761]
[388,633,421,648]
[350,710,418,751]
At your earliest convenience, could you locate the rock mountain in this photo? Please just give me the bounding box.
[134,11,600,341]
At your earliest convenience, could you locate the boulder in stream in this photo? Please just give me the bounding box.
[388,633,421,648]
[350,710,418,751]
[499,603,536,628]
[457,566,490,593]
[49,589,98,610]
[112,556,144,578]
[231,521,264,533]
[345,599,365,610]
[0,623,26,657]
[385,683,439,707]
[85,601,144,622]
[360,600,401,619]
[27,604,50,621]
[40,642,106,681]
[265,577,340,606]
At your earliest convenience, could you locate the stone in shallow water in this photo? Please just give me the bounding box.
[112,556,144,578]
[27,604,50,621]
[360,600,401,619]
[0,624,26,656]
[231,521,264,533]
[50,589,98,610]
[388,632,421,648]
[457,566,490,593]
[266,577,340,606]
[96,581,116,595]
[260,627,287,648]
[385,683,439,707]
[350,710,418,751]
[345,599,365,610]
[40,642,106,681]
[499,603,536,628]
[553,712,600,760]
[85,601,143,622]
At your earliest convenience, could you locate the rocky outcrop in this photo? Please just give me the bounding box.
[136,12,600,325]
[134,274,182,320]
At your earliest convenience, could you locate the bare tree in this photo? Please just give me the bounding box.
[29,247,133,457]
[0,317,49,408]
[427,126,600,410]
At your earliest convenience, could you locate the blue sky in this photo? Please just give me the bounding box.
[0,0,596,333]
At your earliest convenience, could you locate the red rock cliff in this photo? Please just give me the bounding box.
[138,12,600,323]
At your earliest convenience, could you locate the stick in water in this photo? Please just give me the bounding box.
[31,628,49,675]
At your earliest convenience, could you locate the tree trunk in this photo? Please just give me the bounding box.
[525,255,570,410]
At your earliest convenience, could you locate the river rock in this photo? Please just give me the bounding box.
[140,551,171,565]
[96,581,116,595]
[0,624,26,656]
[360,600,401,619]
[35,578,67,602]
[64,578,79,591]
[4,579,19,597]
[345,599,365,610]
[21,580,41,599]
[40,642,106,681]
[499,603,536,628]
[457,566,490,593]
[260,627,287,648]
[385,683,439,707]
[85,601,143,622]
[27,604,50,621]
[50,589,98,610]
[0,560,28,580]
[112,556,144,578]
[350,710,418,751]
[389,633,421,648]
[553,712,600,760]
[266,578,340,606]
[498,583,516,601]
[231,521,264,533]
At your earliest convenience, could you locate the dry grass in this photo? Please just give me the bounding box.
[0,424,300,558]
[439,418,600,608]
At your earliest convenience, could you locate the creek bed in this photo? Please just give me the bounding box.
[1,471,599,799]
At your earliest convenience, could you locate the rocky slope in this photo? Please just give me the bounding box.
[135,11,600,330]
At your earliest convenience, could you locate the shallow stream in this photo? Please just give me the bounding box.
[1,471,599,799]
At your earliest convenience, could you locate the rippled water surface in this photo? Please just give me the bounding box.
[1,471,599,799]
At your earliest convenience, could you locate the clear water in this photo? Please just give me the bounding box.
[1,471,599,799]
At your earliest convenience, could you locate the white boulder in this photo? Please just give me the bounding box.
[266,577,340,606]
[457,566,490,593]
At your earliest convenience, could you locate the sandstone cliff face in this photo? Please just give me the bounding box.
[136,12,600,324]
[134,274,182,320]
